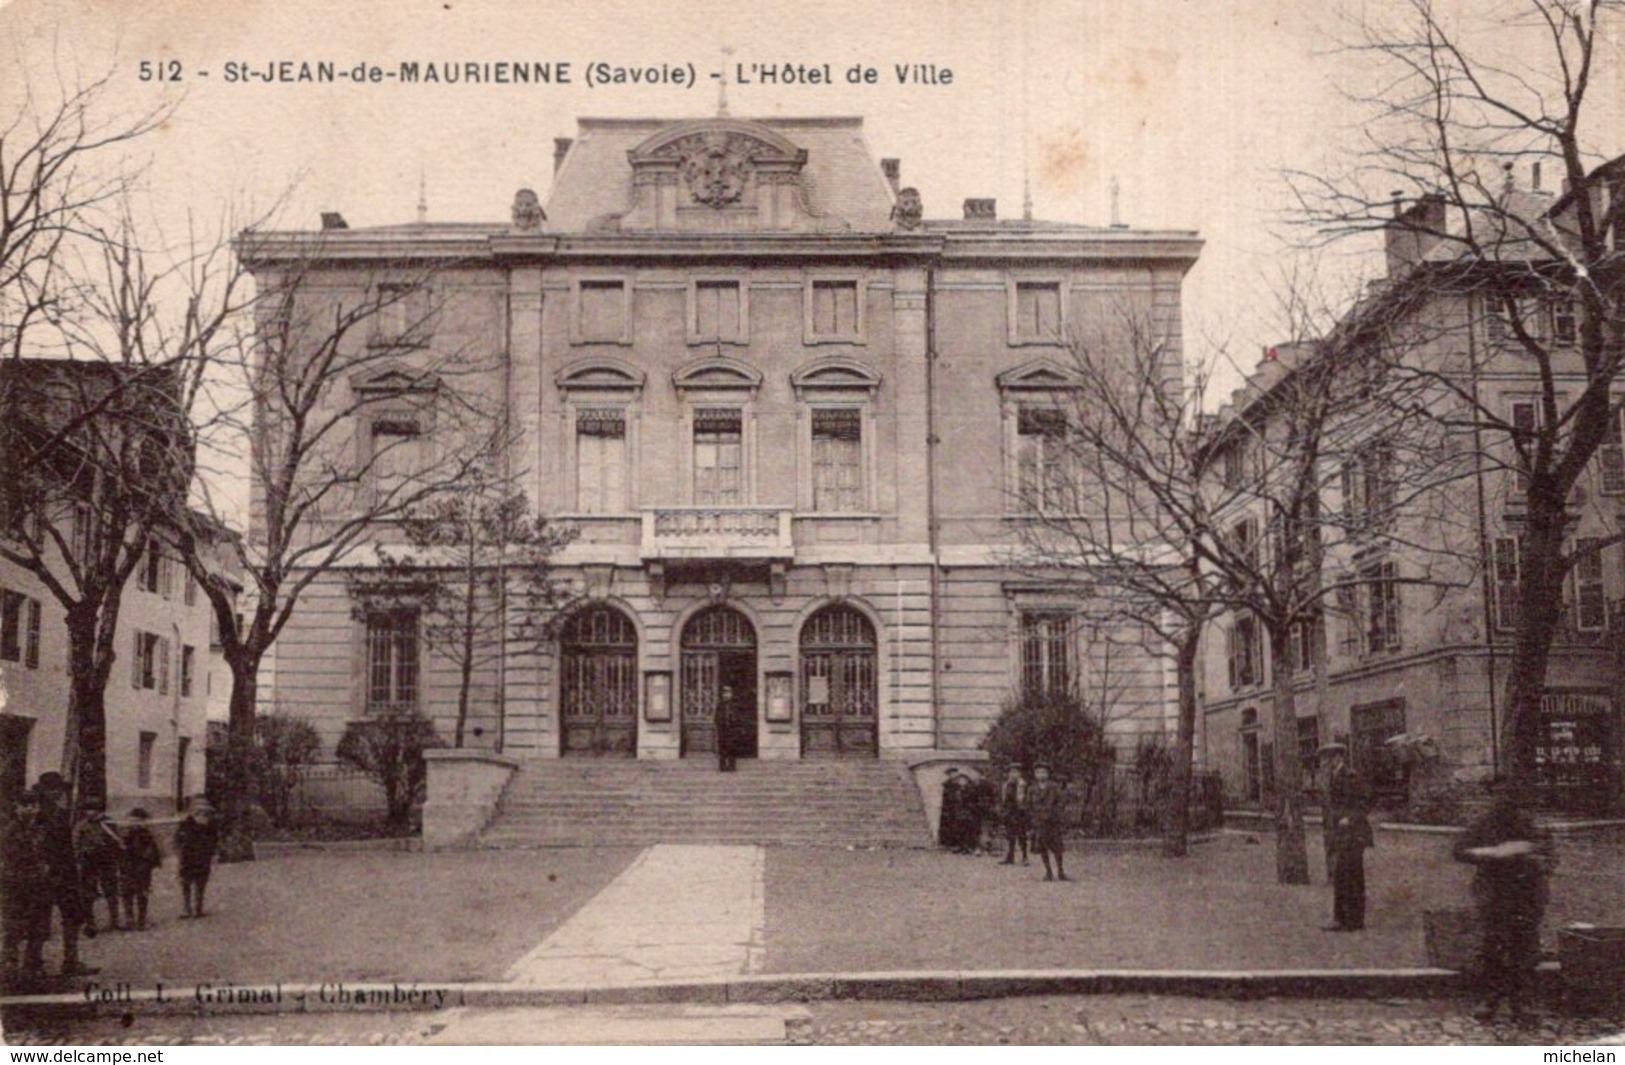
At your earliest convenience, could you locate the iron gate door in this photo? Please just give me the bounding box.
[559,605,638,756]
[800,605,878,757]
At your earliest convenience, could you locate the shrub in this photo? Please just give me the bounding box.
[251,713,321,827]
[981,689,1116,831]
[335,710,444,830]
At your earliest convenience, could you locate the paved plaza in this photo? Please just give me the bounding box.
[2,828,1621,1045]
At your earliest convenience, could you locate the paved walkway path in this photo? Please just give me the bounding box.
[505,845,765,986]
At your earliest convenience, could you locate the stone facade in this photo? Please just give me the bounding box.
[242,115,1201,765]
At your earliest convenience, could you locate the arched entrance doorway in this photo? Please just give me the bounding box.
[680,606,757,759]
[800,604,878,757]
[559,605,638,757]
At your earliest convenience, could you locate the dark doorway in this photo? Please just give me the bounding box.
[680,606,757,758]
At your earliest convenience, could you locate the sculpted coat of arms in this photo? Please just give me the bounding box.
[678,132,753,208]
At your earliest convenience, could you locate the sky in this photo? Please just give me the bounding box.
[2,0,1621,401]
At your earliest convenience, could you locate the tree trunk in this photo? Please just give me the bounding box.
[1501,505,1566,802]
[1269,626,1310,885]
[66,607,108,811]
[217,658,260,862]
[1162,631,1200,858]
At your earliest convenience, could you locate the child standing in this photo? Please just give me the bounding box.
[174,800,219,918]
[118,809,162,930]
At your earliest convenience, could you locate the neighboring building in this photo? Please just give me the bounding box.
[0,359,220,813]
[1198,164,1625,814]
[240,115,1202,765]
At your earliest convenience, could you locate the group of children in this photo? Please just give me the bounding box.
[2,772,221,985]
[939,764,1072,881]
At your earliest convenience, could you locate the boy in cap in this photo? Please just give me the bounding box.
[118,809,163,930]
[75,805,124,934]
[1030,764,1070,881]
[175,799,220,918]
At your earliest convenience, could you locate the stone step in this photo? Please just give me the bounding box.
[478,757,929,847]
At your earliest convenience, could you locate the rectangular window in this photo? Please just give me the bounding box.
[370,416,424,502]
[810,280,860,338]
[132,631,160,691]
[158,636,170,695]
[184,571,197,607]
[693,408,744,506]
[575,408,629,514]
[1221,444,1244,490]
[1511,400,1540,493]
[1016,406,1070,513]
[1551,299,1578,346]
[366,610,420,713]
[1019,612,1074,700]
[137,732,156,790]
[1601,404,1625,495]
[140,547,162,594]
[811,408,864,512]
[1297,716,1321,779]
[371,282,428,347]
[578,280,628,343]
[1493,536,1523,632]
[71,502,95,563]
[1227,615,1264,690]
[1013,281,1063,342]
[181,645,196,697]
[1335,581,1360,656]
[693,280,743,343]
[1363,561,1402,653]
[1573,539,1606,633]
[1288,614,1320,673]
[0,593,35,668]
[1343,443,1394,533]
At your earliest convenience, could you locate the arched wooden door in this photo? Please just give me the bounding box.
[800,605,878,757]
[680,606,757,758]
[559,605,638,757]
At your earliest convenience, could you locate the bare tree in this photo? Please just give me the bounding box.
[1292,0,1625,798]
[171,242,497,856]
[352,459,576,749]
[0,199,251,808]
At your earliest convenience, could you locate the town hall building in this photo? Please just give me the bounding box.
[240,115,1202,772]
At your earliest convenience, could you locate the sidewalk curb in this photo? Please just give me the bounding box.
[0,967,1501,1018]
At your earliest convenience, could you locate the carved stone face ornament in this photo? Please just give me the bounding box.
[680,132,751,208]
[511,188,545,230]
[893,186,923,230]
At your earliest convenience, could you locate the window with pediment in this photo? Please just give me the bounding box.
[792,358,882,514]
[352,369,440,509]
[673,356,762,506]
[997,361,1080,515]
[557,358,645,515]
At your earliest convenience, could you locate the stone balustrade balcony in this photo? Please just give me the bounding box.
[639,505,794,561]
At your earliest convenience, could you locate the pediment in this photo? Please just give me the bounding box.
[556,357,646,392]
[349,367,439,393]
[629,119,808,168]
[672,355,763,391]
[790,356,882,393]
[995,359,1079,392]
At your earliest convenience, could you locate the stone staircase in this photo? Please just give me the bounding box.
[478,758,930,848]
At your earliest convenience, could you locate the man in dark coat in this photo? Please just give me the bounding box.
[1030,764,1070,881]
[35,773,92,976]
[2,788,51,984]
[1321,743,1374,932]
[1453,787,1554,1027]
[997,765,1031,865]
[176,799,221,918]
[716,684,739,772]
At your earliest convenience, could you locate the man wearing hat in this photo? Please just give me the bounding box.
[938,767,971,852]
[1320,742,1373,932]
[176,798,220,917]
[34,773,94,975]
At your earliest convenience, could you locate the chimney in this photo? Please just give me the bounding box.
[554,137,573,174]
[880,158,901,195]
[320,212,348,230]
[963,198,997,221]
